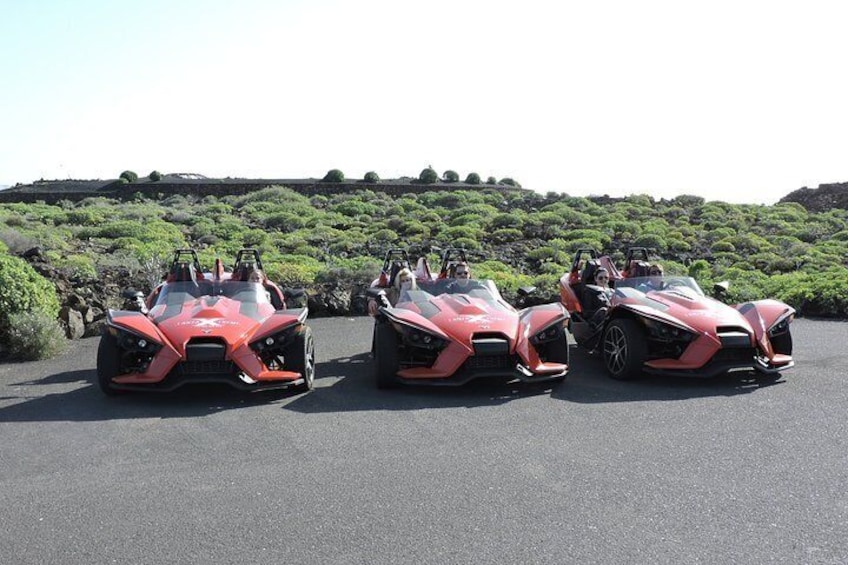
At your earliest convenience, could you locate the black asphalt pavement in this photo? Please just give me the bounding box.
[0,317,846,564]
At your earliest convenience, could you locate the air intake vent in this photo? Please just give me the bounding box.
[472,333,510,356]
[716,327,751,348]
[186,338,227,361]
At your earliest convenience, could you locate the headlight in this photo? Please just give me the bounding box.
[401,325,447,351]
[530,322,565,345]
[250,325,299,353]
[642,318,696,342]
[768,312,794,337]
[107,325,161,353]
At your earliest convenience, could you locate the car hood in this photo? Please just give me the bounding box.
[622,287,751,332]
[419,293,519,344]
[149,296,274,346]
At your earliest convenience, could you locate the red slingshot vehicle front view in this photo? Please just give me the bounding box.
[97,249,314,395]
[369,276,570,389]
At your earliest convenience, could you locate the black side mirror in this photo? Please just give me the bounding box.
[713,281,730,299]
[283,288,306,301]
[121,288,148,313]
[122,288,142,300]
[365,287,390,308]
[517,286,537,297]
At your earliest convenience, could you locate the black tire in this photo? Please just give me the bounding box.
[373,321,399,389]
[545,334,569,364]
[288,326,316,393]
[96,332,122,396]
[602,318,647,380]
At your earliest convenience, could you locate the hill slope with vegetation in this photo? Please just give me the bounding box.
[1,183,847,357]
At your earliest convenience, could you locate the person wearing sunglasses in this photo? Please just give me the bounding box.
[368,267,418,315]
[446,262,483,294]
[583,267,614,328]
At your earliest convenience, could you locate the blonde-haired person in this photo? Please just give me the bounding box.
[368,268,417,315]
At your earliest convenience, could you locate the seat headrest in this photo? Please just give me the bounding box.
[172,262,197,283]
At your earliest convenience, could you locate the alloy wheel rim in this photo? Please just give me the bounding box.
[305,339,315,385]
[604,325,628,375]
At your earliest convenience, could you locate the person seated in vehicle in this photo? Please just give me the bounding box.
[368,267,418,315]
[637,263,664,292]
[234,267,272,302]
[582,267,614,329]
[445,262,484,293]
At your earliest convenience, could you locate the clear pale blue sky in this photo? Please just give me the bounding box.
[2,0,847,204]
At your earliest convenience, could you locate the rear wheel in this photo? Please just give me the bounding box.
[602,319,647,380]
[288,326,316,393]
[96,332,122,396]
[374,321,399,389]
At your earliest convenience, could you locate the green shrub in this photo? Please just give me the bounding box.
[419,167,439,184]
[486,176,497,184]
[364,171,380,182]
[443,170,459,183]
[498,177,521,188]
[119,170,138,183]
[3,311,68,360]
[149,170,163,182]
[51,253,98,280]
[323,169,345,183]
[465,173,481,185]
[0,255,61,342]
[269,255,323,286]
[711,240,736,253]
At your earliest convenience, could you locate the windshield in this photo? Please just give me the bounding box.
[614,276,705,296]
[395,279,511,319]
[155,281,272,306]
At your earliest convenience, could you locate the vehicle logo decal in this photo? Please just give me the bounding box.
[177,319,240,328]
[450,314,503,325]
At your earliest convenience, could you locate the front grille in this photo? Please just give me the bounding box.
[178,360,236,375]
[712,347,755,363]
[465,355,514,370]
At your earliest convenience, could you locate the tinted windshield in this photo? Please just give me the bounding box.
[412,278,502,300]
[155,281,272,306]
[615,276,705,296]
[396,279,510,318]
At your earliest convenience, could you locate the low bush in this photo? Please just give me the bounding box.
[3,311,68,360]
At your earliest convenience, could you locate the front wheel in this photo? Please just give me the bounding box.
[373,322,399,389]
[288,326,316,393]
[602,319,647,380]
[96,332,122,396]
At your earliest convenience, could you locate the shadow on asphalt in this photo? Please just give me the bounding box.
[553,346,786,404]
[282,345,785,414]
[0,368,298,422]
[0,345,784,423]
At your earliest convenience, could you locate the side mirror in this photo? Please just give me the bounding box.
[283,288,306,301]
[365,287,390,308]
[121,288,147,313]
[713,281,730,298]
[365,287,386,299]
[517,286,537,297]
[122,288,143,300]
